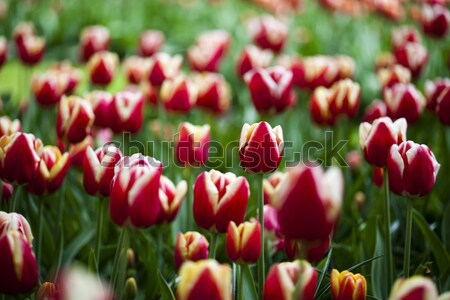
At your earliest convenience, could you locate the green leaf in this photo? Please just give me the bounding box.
[241,265,258,300]
[371,221,388,299]
[158,271,176,300]
[442,203,450,251]
[413,209,450,275]
[314,246,333,298]
[62,228,96,265]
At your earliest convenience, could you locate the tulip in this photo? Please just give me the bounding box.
[17,35,45,66]
[436,86,450,126]
[0,212,33,245]
[175,122,210,167]
[56,96,95,144]
[239,122,284,174]
[174,231,209,270]
[335,55,356,81]
[284,237,330,263]
[424,78,450,110]
[377,65,411,90]
[36,282,56,300]
[82,145,122,197]
[80,25,110,62]
[363,100,387,123]
[359,117,407,167]
[387,141,440,197]
[193,169,250,233]
[391,26,421,52]
[0,36,7,68]
[110,90,144,133]
[0,133,42,184]
[193,72,231,114]
[247,16,288,53]
[331,269,367,300]
[272,165,343,241]
[31,71,69,106]
[177,260,231,300]
[160,75,197,113]
[142,82,158,106]
[138,30,164,57]
[263,171,285,205]
[263,260,317,300]
[384,83,426,123]
[49,62,82,95]
[310,87,335,126]
[0,116,21,137]
[13,22,35,46]
[88,51,118,87]
[394,42,428,78]
[226,221,261,264]
[421,4,450,38]
[147,52,183,87]
[85,91,114,128]
[263,204,284,252]
[372,167,384,188]
[110,154,162,228]
[68,135,94,166]
[236,45,273,79]
[0,230,38,295]
[187,30,230,72]
[388,276,438,300]
[244,66,295,114]
[374,52,396,71]
[27,146,70,195]
[123,56,149,84]
[329,79,360,118]
[156,176,187,224]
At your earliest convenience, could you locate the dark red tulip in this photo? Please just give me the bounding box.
[160,75,197,113]
[363,100,387,123]
[17,35,45,66]
[384,83,426,123]
[236,45,273,80]
[247,16,288,53]
[110,90,144,134]
[193,72,231,114]
[391,26,421,52]
[123,56,149,84]
[85,91,114,128]
[226,221,261,264]
[174,231,208,270]
[394,42,428,78]
[436,86,450,126]
[424,78,450,110]
[187,30,230,73]
[80,25,110,62]
[147,52,182,87]
[87,51,118,87]
[175,122,210,167]
[31,71,69,106]
[421,4,450,38]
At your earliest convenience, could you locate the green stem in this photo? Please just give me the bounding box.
[186,168,193,231]
[383,170,394,288]
[10,185,21,212]
[232,263,237,300]
[95,197,105,271]
[157,225,163,270]
[209,232,217,259]
[292,260,304,300]
[37,199,44,270]
[403,200,413,278]
[238,265,244,300]
[257,173,265,300]
[110,227,127,292]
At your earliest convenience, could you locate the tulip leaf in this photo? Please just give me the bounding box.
[314,246,333,298]
[241,265,258,300]
[442,203,450,251]
[413,209,450,275]
[158,270,176,300]
[371,220,388,299]
[62,228,96,265]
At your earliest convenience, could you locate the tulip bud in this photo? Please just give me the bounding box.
[263,171,285,205]
[110,90,144,134]
[247,16,288,53]
[27,146,70,195]
[31,71,69,106]
[391,26,421,52]
[37,282,56,300]
[110,154,162,228]
[193,169,250,233]
[0,37,7,68]
[123,56,149,84]
[187,30,230,73]
[263,260,317,300]
[424,78,450,110]
[387,141,440,197]
[359,117,407,167]
[394,42,428,78]
[193,72,231,114]
[239,122,284,174]
[127,248,135,268]
[138,30,164,57]
[175,122,210,167]
[147,52,183,87]
[0,133,42,184]
[329,79,360,118]
[331,269,367,300]
[174,231,209,270]
[236,45,273,79]
[177,260,231,300]
[0,212,33,246]
[0,116,21,137]
[80,25,110,62]
[284,237,330,263]
[124,277,137,300]
[226,221,261,264]
[310,87,335,126]
[68,135,94,166]
[388,276,438,300]
[88,51,118,87]
[436,86,450,126]
[17,35,45,66]
[56,96,95,144]
[273,165,343,241]
[377,65,411,90]
[85,91,114,128]
[244,66,295,114]
[83,145,122,197]
[156,176,187,224]
[0,230,38,295]
[160,75,197,113]
[363,100,387,123]
[421,4,450,38]
[384,83,426,123]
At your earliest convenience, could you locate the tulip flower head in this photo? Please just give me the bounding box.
[247,15,288,53]
[31,70,69,106]
[68,135,94,166]
[123,56,149,84]
[110,90,144,134]
[147,52,183,87]
[239,122,284,174]
[226,221,261,264]
[193,72,231,114]
[88,51,119,87]
[359,117,407,167]
[139,30,164,57]
[187,30,230,73]
[436,86,450,126]
[49,61,82,95]
[420,4,450,38]
[331,269,367,300]
[263,171,286,205]
[377,64,411,90]
[80,25,110,62]
[0,116,21,137]
[424,78,450,110]
[388,276,438,300]
[156,176,187,224]
[175,122,210,167]
[193,169,250,233]
[85,90,114,128]
[284,237,330,263]
[161,75,198,113]
[387,141,440,197]
[391,26,421,52]
[174,231,209,270]
[16,34,45,66]
[384,83,426,123]
[236,45,273,79]
[394,42,428,78]
[363,100,387,123]
[0,212,33,246]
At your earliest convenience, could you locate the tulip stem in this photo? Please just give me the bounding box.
[111,226,127,294]
[209,232,217,259]
[257,173,265,300]
[95,197,104,272]
[186,168,193,231]
[403,200,413,278]
[238,265,244,300]
[383,170,394,288]
[10,185,22,212]
[37,199,44,270]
